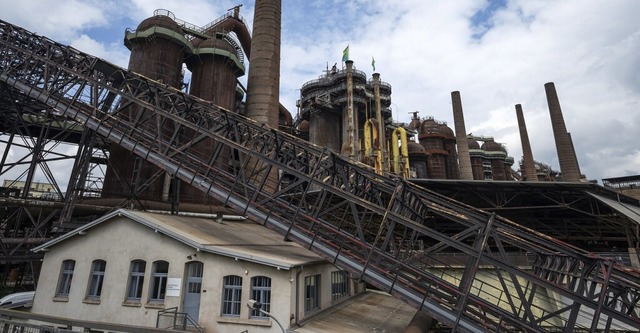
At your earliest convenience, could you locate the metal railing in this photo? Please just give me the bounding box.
[0,308,181,333]
[0,318,75,333]
[157,307,205,333]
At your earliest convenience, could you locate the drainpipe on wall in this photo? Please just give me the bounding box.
[295,265,304,327]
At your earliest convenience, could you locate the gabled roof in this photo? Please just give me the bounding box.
[32,209,323,270]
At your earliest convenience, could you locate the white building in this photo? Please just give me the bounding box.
[31,209,365,332]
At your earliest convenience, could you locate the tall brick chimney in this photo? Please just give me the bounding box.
[544,82,581,181]
[245,0,281,128]
[515,104,538,181]
[451,91,473,180]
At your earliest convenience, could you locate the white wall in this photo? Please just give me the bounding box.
[31,216,295,333]
[294,263,365,323]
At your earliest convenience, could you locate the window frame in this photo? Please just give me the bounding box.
[249,276,271,319]
[126,260,146,302]
[331,270,350,301]
[86,259,107,300]
[56,260,75,297]
[221,275,243,317]
[304,274,321,312]
[149,260,169,303]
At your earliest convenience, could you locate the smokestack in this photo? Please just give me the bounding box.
[515,104,538,182]
[544,82,581,181]
[451,91,473,180]
[245,0,281,128]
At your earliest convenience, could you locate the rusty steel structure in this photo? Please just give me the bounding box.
[1,18,640,332]
[296,62,393,161]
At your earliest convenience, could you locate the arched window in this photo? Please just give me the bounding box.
[126,260,146,301]
[221,275,242,316]
[86,260,107,299]
[149,260,169,302]
[56,260,75,297]
[250,276,271,319]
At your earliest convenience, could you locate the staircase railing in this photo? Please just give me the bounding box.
[1,19,639,333]
[157,307,205,333]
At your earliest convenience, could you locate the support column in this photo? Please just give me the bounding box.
[342,60,356,159]
[373,73,388,173]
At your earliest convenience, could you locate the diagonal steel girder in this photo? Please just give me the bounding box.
[1,19,640,332]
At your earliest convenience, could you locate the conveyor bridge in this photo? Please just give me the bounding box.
[1,19,639,332]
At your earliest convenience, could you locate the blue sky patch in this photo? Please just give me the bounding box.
[470,0,507,40]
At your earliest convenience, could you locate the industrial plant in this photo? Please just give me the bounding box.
[0,1,639,333]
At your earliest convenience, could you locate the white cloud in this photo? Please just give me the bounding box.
[0,0,109,41]
[71,34,130,68]
[1,0,638,182]
[281,0,640,181]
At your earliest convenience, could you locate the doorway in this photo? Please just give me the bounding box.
[183,261,203,322]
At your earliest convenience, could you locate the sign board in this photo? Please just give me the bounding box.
[166,278,182,297]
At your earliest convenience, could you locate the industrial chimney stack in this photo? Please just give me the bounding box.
[245,0,281,128]
[515,104,538,181]
[544,82,581,181]
[451,91,474,180]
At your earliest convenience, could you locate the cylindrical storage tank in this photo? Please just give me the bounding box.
[103,13,187,201]
[408,141,429,179]
[187,36,244,110]
[441,124,460,179]
[481,139,507,181]
[468,138,484,180]
[126,15,186,86]
[503,157,514,181]
[310,111,342,153]
[179,36,245,205]
[418,118,447,179]
[297,120,310,141]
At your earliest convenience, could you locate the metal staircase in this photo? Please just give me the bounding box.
[1,19,639,332]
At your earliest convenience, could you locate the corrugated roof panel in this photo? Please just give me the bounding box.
[587,192,640,225]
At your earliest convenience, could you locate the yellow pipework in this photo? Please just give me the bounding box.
[390,127,410,178]
[364,119,383,174]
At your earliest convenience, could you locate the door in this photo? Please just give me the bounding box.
[183,261,203,322]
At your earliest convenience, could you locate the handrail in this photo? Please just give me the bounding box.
[157,307,205,333]
[148,9,246,64]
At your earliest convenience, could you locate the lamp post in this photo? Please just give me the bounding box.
[247,300,286,333]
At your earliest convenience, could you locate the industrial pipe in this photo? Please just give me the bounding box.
[390,127,410,178]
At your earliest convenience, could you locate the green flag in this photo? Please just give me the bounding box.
[372,57,376,71]
[342,45,349,62]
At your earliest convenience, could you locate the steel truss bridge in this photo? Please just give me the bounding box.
[1,19,639,332]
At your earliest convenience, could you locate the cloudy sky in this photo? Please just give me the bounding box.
[1,0,639,184]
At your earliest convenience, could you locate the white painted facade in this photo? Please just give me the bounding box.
[31,209,365,332]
